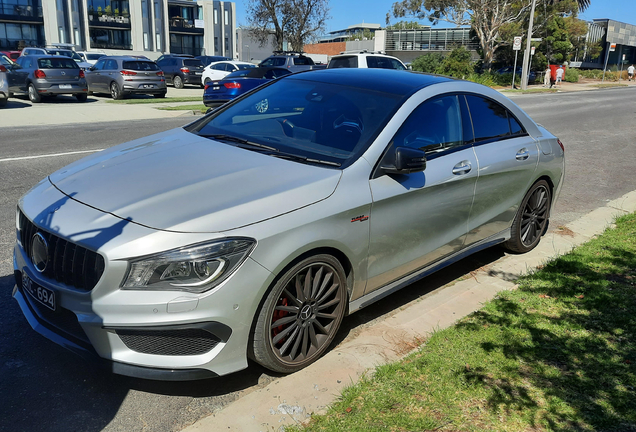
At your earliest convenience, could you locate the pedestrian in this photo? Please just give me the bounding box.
[628,64,635,81]
[555,65,564,87]
[544,65,551,87]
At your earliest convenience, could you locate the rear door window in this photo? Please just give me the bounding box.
[328,56,358,68]
[261,57,286,67]
[104,59,118,70]
[367,56,399,69]
[465,95,524,143]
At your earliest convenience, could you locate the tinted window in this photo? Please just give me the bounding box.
[225,69,252,79]
[122,61,160,71]
[392,95,464,155]
[237,63,256,70]
[192,79,403,167]
[86,53,104,60]
[46,49,73,58]
[104,59,118,70]
[328,56,358,68]
[183,59,204,67]
[367,56,402,69]
[212,63,226,70]
[293,56,314,65]
[465,95,511,142]
[509,116,523,135]
[92,59,105,70]
[260,57,286,67]
[37,58,79,69]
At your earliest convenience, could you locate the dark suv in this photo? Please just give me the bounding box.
[156,56,205,88]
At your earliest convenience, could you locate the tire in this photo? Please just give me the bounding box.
[0,98,7,107]
[153,92,166,98]
[251,254,347,373]
[503,180,551,254]
[173,75,184,89]
[204,78,211,85]
[76,93,88,102]
[110,82,123,100]
[28,84,41,103]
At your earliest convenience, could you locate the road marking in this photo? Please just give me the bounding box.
[0,149,103,163]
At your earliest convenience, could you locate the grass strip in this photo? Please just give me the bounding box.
[501,87,559,94]
[106,96,202,104]
[289,213,636,432]
[156,104,207,114]
[590,83,629,88]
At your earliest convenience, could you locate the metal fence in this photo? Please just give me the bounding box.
[385,28,479,51]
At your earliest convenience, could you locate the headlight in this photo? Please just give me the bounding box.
[121,238,256,293]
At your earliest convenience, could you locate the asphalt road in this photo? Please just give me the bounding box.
[1,87,635,432]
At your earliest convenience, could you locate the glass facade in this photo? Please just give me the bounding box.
[90,27,131,49]
[170,33,203,55]
[0,0,41,17]
[0,21,43,49]
[87,0,130,22]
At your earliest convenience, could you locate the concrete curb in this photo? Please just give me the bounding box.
[181,189,636,432]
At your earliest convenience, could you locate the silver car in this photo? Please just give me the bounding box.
[13,69,564,380]
[0,54,11,107]
[85,56,167,100]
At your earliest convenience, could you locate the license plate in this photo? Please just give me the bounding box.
[194,72,202,75]
[22,272,56,311]
[59,84,72,89]
[142,84,155,89]
[213,86,220,90]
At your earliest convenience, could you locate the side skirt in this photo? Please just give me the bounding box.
[348,229,510,314]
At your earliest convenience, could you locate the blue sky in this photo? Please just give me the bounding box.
[235,0,636,35]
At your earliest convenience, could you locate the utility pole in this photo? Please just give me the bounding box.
[521,0,537,91]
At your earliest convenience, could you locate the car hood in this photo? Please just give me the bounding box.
[49,128,342,233]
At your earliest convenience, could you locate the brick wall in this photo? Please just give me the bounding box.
[304,42,346,57]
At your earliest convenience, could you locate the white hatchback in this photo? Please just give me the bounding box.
[201,61,257,85]
[328,52,407,70]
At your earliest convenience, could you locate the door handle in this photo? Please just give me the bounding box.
[516,148,530,160]
[452,160,472,175]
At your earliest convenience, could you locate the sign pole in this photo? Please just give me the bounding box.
[602,42,615,82]
[521,0,537,91]
[512,36,522,89]
[619,54,625,82]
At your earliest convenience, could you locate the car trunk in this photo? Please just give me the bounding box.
[182,59,205,78]
[37,58,82,83]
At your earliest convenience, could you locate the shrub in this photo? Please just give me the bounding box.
[564,68,579,82]
[411,53,444,73]
[467,72,497,87]
[436,46,473,78]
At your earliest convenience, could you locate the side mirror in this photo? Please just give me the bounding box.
[382,147,427,174]
[89,66,96,71]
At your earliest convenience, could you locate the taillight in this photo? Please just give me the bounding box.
[223,82,240,89]
[0,65,6,72]
[120,70,137,76]
[34,69,46,79]
[180,67,190,73]
[204,84,210,90]
[155,71,164,77]
[557,138,564,152]
[79,70,85,78]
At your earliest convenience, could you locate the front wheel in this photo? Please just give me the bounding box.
[173,75,184,89]
[28,84,41,103]
[503,180,551,253]
[251,254,347,373]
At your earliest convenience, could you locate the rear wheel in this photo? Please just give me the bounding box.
[173,75,184,89]
[110,82,123,100]
[251,254,347,373]
[28,84,41,103]
[76,93,88,102]
[504,180,551,253]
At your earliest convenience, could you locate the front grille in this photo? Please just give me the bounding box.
[117,329,221,356]
[18,209,105,291]
[21,286,90,344]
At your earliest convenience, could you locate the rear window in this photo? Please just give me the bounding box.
[237,64,257,70]
[37,58,78,69]
[366,56,406,70]
[225,69,253,79]
[122,61,160,71]
[260,57,286,67]
[328,56,358,68]
[293,56,314,65]
[183,59,204,67]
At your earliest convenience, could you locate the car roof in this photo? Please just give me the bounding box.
[102,56,155,61]
[226,67,290,78]
[287,68,452,96]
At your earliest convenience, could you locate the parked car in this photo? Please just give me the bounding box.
[0,54,12,107]
[203,66,291,108]
[259,51,327,72]
[496,66,537,83]
[20,47,92,70]
[328,52,407,70]
[156,56,205,88]
[1,50,21,61]
[200,60,257,85]
[85,56,167,100]
[196,55,232,67]
[8,55,88,103]
[12,69,563,380]
[156,53,193,64]
[76,51,106,65]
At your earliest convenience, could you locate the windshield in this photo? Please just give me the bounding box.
[189,78,403,168]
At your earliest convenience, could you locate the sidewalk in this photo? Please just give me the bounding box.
[182,190,636,432]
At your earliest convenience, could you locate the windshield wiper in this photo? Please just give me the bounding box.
[199,134,278,152]
[273,152,341,167]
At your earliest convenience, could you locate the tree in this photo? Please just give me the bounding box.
[388,0,534,70]
[385,20,427,29]
[246,0,329,52]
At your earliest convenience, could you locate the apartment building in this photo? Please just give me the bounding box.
[0,0,236,59]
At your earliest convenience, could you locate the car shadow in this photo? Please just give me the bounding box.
[38,95,100,104]
[3,99,31,108]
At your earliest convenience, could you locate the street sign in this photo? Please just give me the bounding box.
[623,54,626,61]
[610,43,616,52]
[513,36,522,51]
[531,38,542,42]
[531,46,535,55]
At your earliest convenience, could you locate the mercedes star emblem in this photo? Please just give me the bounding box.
[31,232,49,273]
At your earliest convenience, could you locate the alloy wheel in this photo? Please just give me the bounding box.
[520,185,549,247]
[269,262,344,365]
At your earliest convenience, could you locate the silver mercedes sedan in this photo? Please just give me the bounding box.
[13,69,564,380]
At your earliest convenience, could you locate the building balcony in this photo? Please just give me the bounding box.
[169,17,203,34]
[88,14,131,29]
